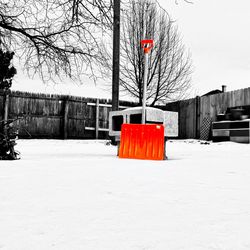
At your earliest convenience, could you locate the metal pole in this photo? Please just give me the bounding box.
[142,52,148,124]
[112,0,120,111]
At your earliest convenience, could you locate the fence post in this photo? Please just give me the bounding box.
[95,99,99,139]
[195,96,201,139]
[3,90,10,134]
[63,98,69,139]
[4,91,9,121]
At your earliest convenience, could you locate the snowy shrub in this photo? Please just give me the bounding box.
[0,119,20,160]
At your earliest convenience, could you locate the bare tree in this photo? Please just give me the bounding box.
[102,0,192,106]
[0,0,112,82]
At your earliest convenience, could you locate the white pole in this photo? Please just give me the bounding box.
[142,52,148,124]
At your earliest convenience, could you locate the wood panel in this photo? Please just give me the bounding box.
[3,87,250,140]
[3,90,135,139]
[0,93,4,120]
[164,98,196,139]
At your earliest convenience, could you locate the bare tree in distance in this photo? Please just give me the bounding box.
[0,0,113,82]
[102,0,192,106]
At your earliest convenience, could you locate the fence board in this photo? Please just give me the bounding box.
[15,116,62,138]
[0,93,4,119]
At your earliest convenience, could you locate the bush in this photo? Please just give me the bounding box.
[0,49,19,160]
[0,118,20,160]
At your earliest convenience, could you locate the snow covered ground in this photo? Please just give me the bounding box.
[1,139,250,250]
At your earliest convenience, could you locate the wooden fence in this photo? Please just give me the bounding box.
[158,97,199,139]
[164,87,250,139]
[1,87,250,139]
[0,90,136,139]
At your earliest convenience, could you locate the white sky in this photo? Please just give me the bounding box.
[159,0,250,95]
[12,0,250,99]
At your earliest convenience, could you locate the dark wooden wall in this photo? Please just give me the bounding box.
[165,87,250,139]
[2,87,250,139]
[0,90,136,139]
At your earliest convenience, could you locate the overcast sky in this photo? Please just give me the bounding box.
[12,0,250,99]
[159,0,250,95]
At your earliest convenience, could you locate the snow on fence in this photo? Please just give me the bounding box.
[0,90,136,139]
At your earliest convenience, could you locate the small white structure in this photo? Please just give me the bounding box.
[109,106,178,140]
